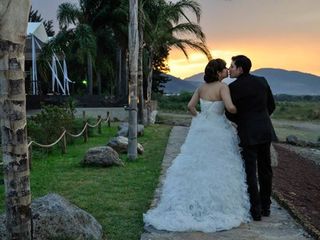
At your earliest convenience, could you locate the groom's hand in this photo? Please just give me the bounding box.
[225,110,236,123]
[231,122,238,129]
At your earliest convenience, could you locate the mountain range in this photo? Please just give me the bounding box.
[162,68,320,95]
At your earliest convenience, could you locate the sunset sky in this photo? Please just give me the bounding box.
[168,0,320,78]
[32,0,320,79]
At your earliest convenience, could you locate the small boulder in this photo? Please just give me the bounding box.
[270,144,278,167]
[0,194,103,240]
[117,122,144,137]
[286,135,309,147]
[107,136,144,154]
[306,141,320,148]
[286,135,299,145]
[82,146,124,167]
[149,110,158,124]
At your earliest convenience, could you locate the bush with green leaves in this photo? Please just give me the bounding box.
[156,92,197,112]
[27,104,75,145]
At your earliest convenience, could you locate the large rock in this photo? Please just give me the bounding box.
[117,122,144,137]
[0,194,103,240]
[82,146,124,167]
[107,136,144,154]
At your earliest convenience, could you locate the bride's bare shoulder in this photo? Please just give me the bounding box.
[197,83,207,93]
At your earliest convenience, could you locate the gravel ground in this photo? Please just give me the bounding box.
[273,143,320,239]
[278,144,320,165]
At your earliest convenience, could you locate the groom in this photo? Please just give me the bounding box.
[226,55,277,221]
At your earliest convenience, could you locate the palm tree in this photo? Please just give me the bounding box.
[0,0,32,238]
[128,0,139,160]
[29,6,55,36]
[137,0,148,124]
[54,0,130,97]
[89,0,128,97]
[143,0,212,123]
[57,1,97,95]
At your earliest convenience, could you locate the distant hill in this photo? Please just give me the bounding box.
[252,68,320,95]
[161,74,198,94]
[163,68,320,95]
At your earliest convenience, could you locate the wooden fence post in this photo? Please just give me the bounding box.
[107,111,111,127]
[62,129,67,154]
[83,111,88,143]
[82,110,86,122]
[27,137,32,170]
[98,115,102,134]
[84,122,88,143]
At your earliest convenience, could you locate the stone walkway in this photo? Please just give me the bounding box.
[141,126,313,240]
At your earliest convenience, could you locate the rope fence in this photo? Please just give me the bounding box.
[27,111,111,169]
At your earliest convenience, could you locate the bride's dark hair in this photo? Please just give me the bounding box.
[203,58,227,83]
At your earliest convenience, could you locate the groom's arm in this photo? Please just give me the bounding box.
[267,87,275,115]
[225,83,238,123]
[225,110,237,123]
[264,78,276,115]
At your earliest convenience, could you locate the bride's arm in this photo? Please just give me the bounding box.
[220,84,237,114]
[188,88,200,116]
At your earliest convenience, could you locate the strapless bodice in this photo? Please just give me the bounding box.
[200,99,225,116]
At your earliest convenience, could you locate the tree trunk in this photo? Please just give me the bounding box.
[146,52,154,125]
[137,20,145,124]
[121,49,129,100]
[128,0,139,160]
[0,0,32,239]
[115,46,122,98]
[87,54,93,95]
[116,47,128,101]
[97,71,101,95]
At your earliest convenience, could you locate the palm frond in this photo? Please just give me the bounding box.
[74,24,97,64]
[171,38,212,60]
[172,41,190,59]
[57,2,81,29]
[166,0,201,24]
[170,22,206,42]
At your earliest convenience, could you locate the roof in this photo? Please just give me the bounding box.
[27,22,49,43]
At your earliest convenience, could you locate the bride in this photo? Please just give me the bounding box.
[143,58,251,232]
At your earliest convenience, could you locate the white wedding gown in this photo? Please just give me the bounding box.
[143,99,251,232]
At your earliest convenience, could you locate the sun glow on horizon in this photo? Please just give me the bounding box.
[168,43,320,79]
[167,49,242,79]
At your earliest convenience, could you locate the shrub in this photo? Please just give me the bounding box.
[157,92,196,112]
[27,104,75,146]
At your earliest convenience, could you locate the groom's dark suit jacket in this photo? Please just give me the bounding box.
[225,73,277,146]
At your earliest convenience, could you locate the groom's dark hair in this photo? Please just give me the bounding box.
[232,55,252,74]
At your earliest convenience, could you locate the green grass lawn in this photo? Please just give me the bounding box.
[0,123,172,240]
[272,101,320,121]
[156,93,320,121]
[157,94,320,142]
